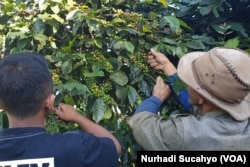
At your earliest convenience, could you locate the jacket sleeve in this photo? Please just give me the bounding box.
[127,111,185,150]
[168,73,191,112]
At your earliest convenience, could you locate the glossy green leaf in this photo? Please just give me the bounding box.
[127,86,137,104]
[212,6,219,18]
[0,15,9,25]
[61,60,72,74]
[65,0,77,7]
[66,9,80,20]
[85,39,94,48]
[50,14,64,23]
[51,5,60,14]
[138,79,152,97]
[64,95,75,105]
[124,41,134,54]
[113,41,124,50]
[230,22,248,37]
[104,107,112,119]
[199,0,218,5]
[186,40,205,50]
[33,34,47,51]
[113,17,125,24]
[72,22,82,35]
[17,38,29,50]
[92,98,105,123]
[84,70,104,77]
[63,82,89,92]
[110,71,128,86]
[199,6,211,16]
[4,3,14,12]
[7,32,27,39]
[161,38,178,45]
[124,28,138,35]
[163,16,180,32]
[94,39,103,48]
[224,38,239,48]
[175,46,187,58]
[38,0,48,11]
[211,24,225,35]
[62,38,75,53]
[50,41,57,49]
[115,85,127,102]
[129,65,142,82]
[179,19,191,30]
[33,18,44,34]
[159,0,168,7]
[9,48,20,54]
[87,19,100,33]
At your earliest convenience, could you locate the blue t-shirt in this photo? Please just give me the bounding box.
[0,127,118,167]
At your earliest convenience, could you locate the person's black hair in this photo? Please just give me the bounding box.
[0,52,53,119]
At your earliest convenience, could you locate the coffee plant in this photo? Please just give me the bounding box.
[0,0,249,166]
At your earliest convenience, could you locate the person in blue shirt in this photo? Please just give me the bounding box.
[0,52,121,167]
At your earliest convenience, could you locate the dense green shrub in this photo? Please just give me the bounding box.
[0,0,249,166]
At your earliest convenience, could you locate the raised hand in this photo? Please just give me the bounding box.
[152,76,171,101]
[147,49,177,76]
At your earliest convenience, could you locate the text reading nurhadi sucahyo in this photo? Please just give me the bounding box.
[137,151,248,166]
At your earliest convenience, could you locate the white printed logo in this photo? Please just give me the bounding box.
[0,157,54,167]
